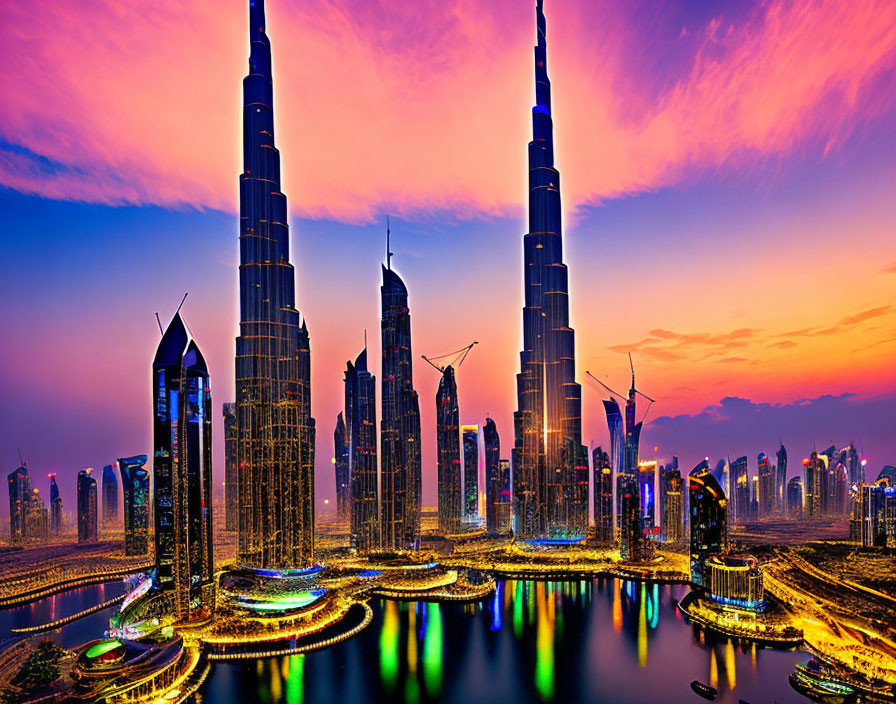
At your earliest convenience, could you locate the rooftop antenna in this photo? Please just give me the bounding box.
[18,445,25,468]
[386,216,393,271]
[176,292,188,314]
[155,312,164,336]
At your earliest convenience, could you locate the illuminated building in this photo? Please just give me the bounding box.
[775,443,787,513]
[689,462,728,587]
[593,446,613,542]
[603,400,624,533]
[236,0,316,570]
[495,459,512,533]
[750,474,759,519]
[757,453,774,518]
[661,467,683,543]
[862,467,896,548]
[222,403,238,531]
[483,418,503,532]
[787,476,803,517]
[803,452,826,518]
[101,464,118,524]
[512,0,587,540]
[7,464,31,543]
[846,442,863,485]
[344,348,379,552]
[437,366,462,533]
[707,555,764,610]
[462,425,479,521]
[119,454,150,557]
[77,468,98,543]
[638,460,657,535]
[333,412,350,523]
[152,311,215,618]
[619,475,651,561]
[24,487,49,543]
[380,260,422,550]
[729,456,748,524]
[49,473,63,536]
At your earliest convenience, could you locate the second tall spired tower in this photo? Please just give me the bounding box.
[513,0,588,539]
[236,0,316,569]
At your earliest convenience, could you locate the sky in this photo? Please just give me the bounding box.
[1,0,895,517]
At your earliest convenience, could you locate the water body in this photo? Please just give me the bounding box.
[201,579,808,704]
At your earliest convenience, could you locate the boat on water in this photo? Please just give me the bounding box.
[789,663,858,704]
[690,680,718,700]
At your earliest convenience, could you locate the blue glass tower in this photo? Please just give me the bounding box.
[119,454,150,556]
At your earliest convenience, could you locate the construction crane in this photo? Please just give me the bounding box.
[421,341,478,373]
[586,353,656,425]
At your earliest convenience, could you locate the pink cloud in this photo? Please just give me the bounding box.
[1,0,894,220]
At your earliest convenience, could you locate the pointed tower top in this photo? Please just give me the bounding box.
[386,215,393,271]
[628,352,636,398]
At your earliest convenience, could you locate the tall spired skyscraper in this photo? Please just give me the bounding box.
[380,246,422,550]
[512,0,587,540]
[236,0,315,569]
[437,366,462,534]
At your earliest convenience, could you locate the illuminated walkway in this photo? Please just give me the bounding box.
[10,593,127,634]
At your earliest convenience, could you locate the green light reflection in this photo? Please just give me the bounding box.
[423,602,443,697]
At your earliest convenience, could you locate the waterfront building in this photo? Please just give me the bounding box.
[333,412,350,523]
[24,487,49,543]
[380,260,422,550]
[7,464,31,543]
[77,468,98,543]
[689,462,728,587]
[775,443,787,513]
[707,555,764,610]
[757,453,774,518]
[729,455,748,523]
[593,446,613,542]
[222,403,238,531]
[638,460,658,535]
[803,452,826,518]
[101,464,118,524]
[437,366,462,534]
[49,473,63,536]
[495,459,513,534]
[236,0,316,570]
[483,418,502,533]
[462,425,479,521]
[119,454,150,557]
[153,312,215,619]
[661,468,683,543]
[619,474,651,561]
[512,0,587,540]
[787,476,803,517]
[344,348,379,552]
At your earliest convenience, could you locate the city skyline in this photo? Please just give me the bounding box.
[2,0,896,517]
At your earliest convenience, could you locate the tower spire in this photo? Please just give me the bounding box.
[386,216,392,270]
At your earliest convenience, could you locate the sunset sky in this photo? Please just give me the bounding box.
[1,0,895,515]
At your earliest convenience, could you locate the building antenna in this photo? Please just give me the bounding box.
[364,328,367,350]
[386,215,393,271]
[176,292,189,314]
[18,445,25,467]
[155,312,164,336]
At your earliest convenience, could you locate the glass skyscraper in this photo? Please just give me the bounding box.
[462,425,479,521]
[345,349,378,553]
[119,454,150,557]
[49,473,62,537]
[512,0,587,540]
[437,366,462,534]
[236,0,315,570]
[222,403,238,532]
[483,418,502,533]
[77,468,97,543]
[7,464,31,543]
[333,412,350,523]
[593,447,613,542]
[153,312,215,619]
[102,463,118,524]
[689,462,728,586]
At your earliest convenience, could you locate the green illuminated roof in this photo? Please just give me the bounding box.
[86,640,122,659]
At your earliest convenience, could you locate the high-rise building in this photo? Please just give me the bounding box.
[119,455,150,557]
[7,464,31,543]
[437,366,462,534]
[846,443,863,486]
[483,418,502,533]
[512,0,587,541]
[222,403,238,532]
[803,452,826,518]
[462,425,479,521]
[380,260,422,551]
[661,468,683,543]
[619,474,651,562]
[757,452,774,518]
[236,0,315,570]
[344,349,378,553]
[689,462,728,587]
[153,312,215,619]
[333,412,350,523]
[729,456,748,523]
[48,473,63,537]
[603,399,624,532]
[495,459,513,534]
[102,464,119,525]
[862,467,896,548]
[638,460,658,535]
[787,476,803,516]
[24,487,49,543]
[593,447,613,542]
[77,468,98,543]
[775,443,787,513]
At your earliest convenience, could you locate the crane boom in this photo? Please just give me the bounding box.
[421,341,479,373]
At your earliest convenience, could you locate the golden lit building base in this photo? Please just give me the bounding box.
[677,590,803,645]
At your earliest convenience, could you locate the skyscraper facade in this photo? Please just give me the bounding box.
[380,264,422,550]
[512,0,587,540]
[102,464,119,524]
[24,488,48,544]
[757,452,774,518]
[462,425,479,521]
[153,312,215,619]
[236,0,315,570]
[775,443,787,513]
[345,349,378,552]
[787,476,803,516]
[119,454,150,557]
[483,418,502,533]
[662,468,683,543]
[223,403,238,532]
[495,459,513,534]
[7,465,31,543]
[803,452,826,517]
[638,460,658,535]
[592,447,613,542]
[730,455,748,523]
[437,366,462,534]
[689,463,728,586]
[49,473,63,537]
[603,399,624,532]
[77,468,97,543]
[333,412,350,523]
